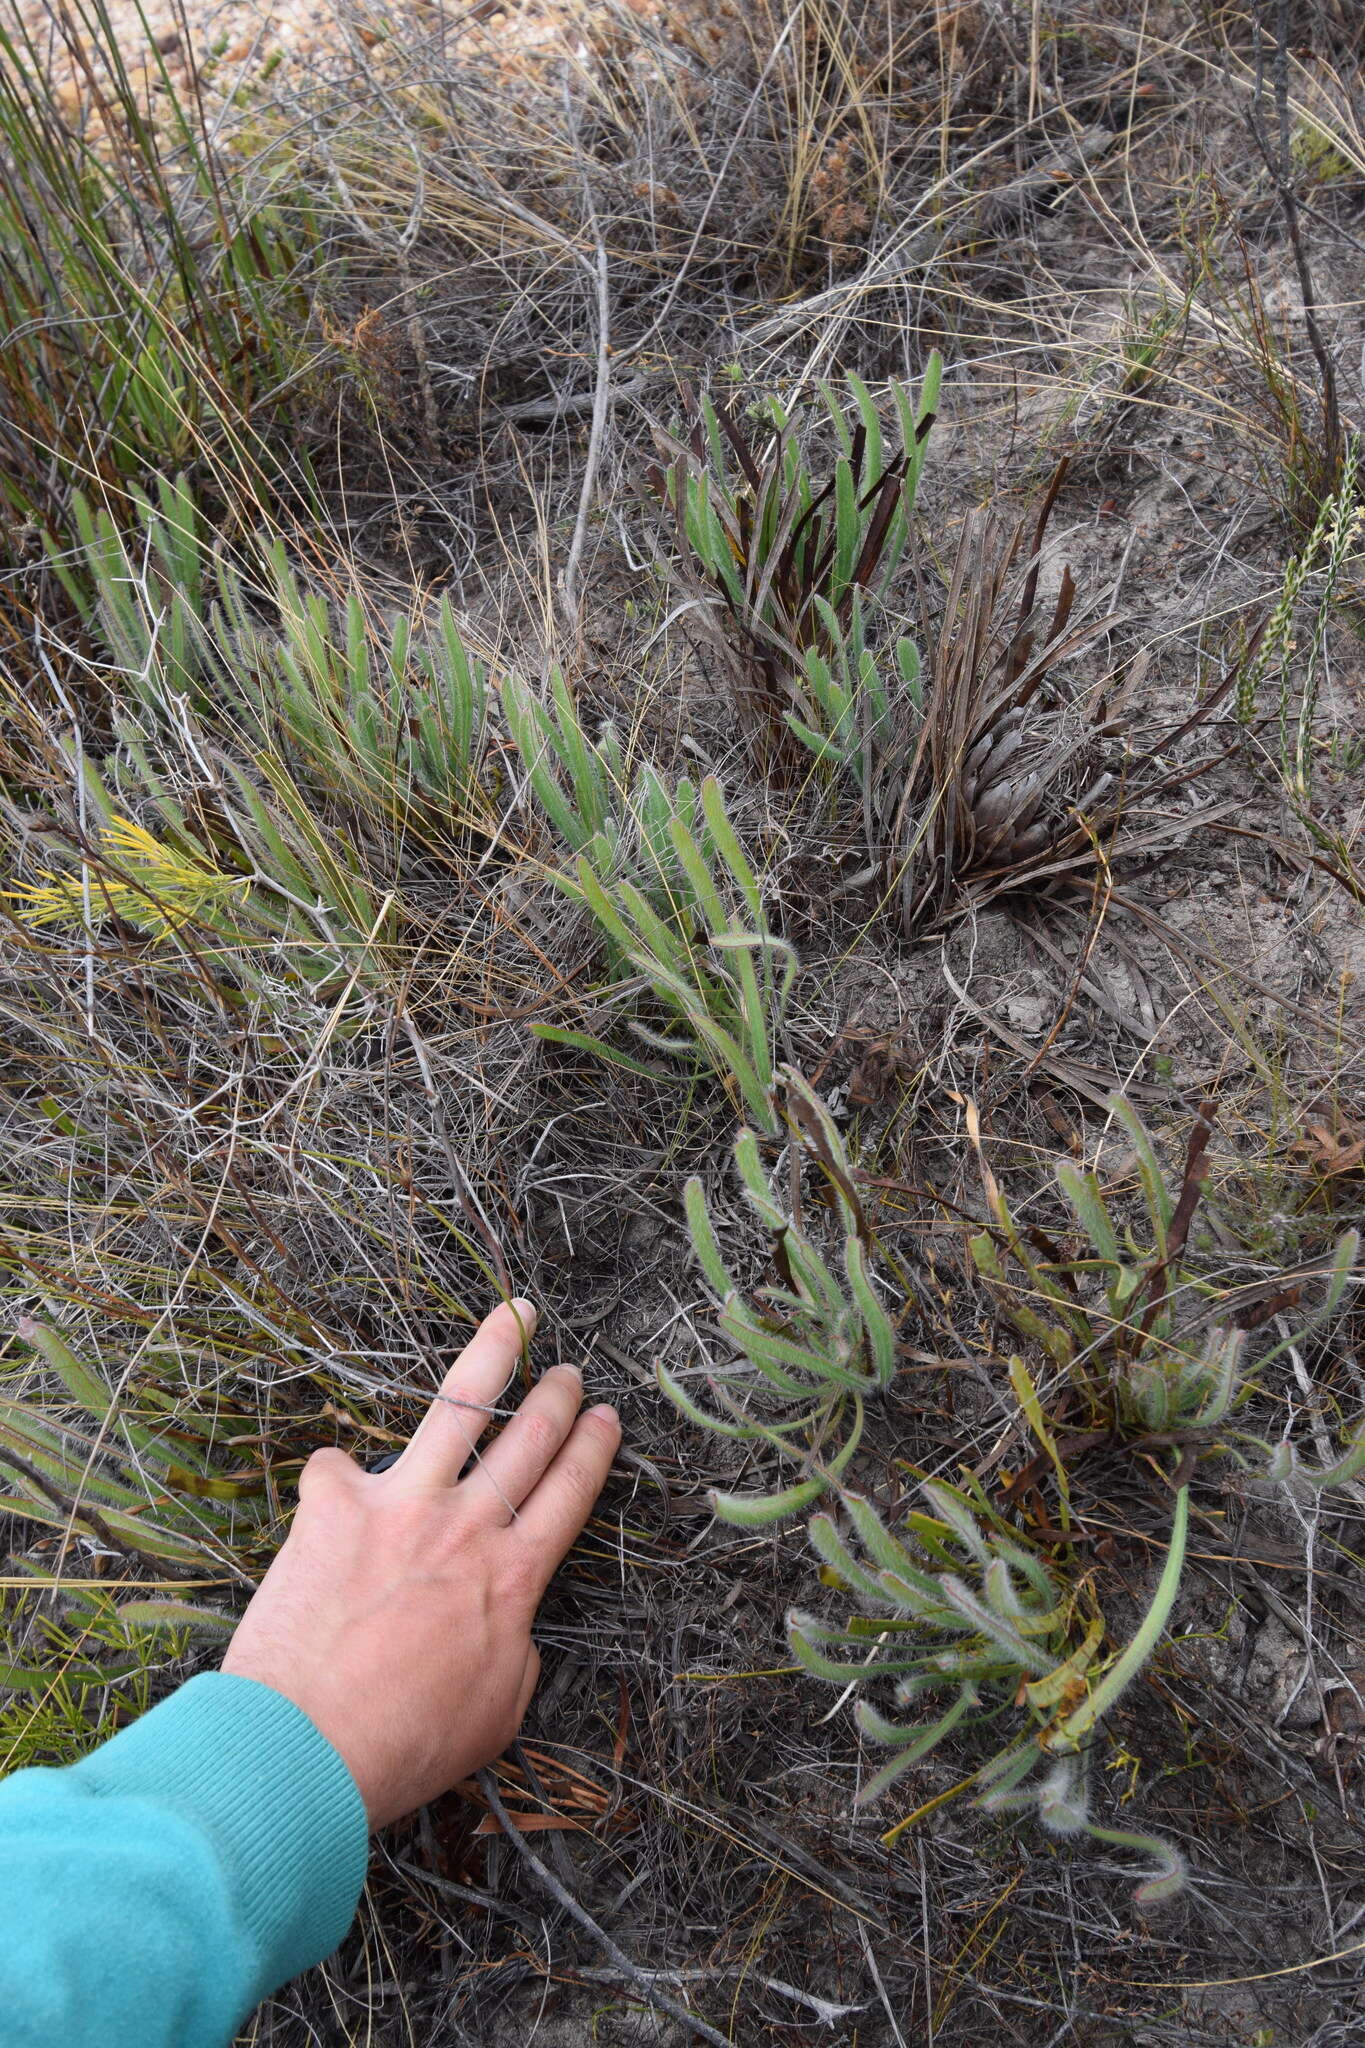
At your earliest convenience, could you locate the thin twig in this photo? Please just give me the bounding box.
[1246,0,1344,469]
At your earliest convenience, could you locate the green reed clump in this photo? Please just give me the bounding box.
[0,2,316,556]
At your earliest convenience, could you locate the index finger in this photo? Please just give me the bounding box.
[390,1299,536,1487]
[508,1403,621,1592]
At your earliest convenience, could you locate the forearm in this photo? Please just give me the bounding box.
[0,1672,368,2048]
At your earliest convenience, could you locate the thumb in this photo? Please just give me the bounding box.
[514,1641,541,1727]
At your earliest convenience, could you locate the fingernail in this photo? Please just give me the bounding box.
[588,1402,618,1423]
[556,1361,583,1383]
[509,1297,537,1333]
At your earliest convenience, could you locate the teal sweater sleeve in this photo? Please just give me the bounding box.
[0,1671,369,2047]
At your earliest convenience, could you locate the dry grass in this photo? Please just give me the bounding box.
[2,0,1365,2042]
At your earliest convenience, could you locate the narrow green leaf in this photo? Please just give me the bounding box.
[832,457,858,606]
[118,1599,235,1639]
[656,1363,757,1442]
[710,1475,827,1525]
[17,1321,112,1422]
[807,1512,899,1606]
[530,1024,666,1081]
[1056,1162,1122,1267]
[684,1175,736,1299]
[1052,1485,1189,1749]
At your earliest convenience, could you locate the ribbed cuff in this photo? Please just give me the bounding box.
[72,1671,369,1993]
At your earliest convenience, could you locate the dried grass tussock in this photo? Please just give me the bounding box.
[2,0,1365,2042]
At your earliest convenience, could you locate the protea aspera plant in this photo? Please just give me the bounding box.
[969,1093,1361,1467]
[785,1099,1360,1904]
[658,1070,898,1520]
[789,1473,1191,1904]
[676,1090,1361,1903]
[528,766,798,1136]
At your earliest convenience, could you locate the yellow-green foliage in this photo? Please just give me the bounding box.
[7,816,250,942]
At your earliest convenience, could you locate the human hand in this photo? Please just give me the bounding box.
[221,1301,620,1827]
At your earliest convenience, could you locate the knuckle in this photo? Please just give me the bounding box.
[557,1450,603,1511]
[298,1446,357,1499]
[517,1407,562,1460]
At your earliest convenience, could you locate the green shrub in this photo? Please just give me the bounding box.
[502,668,628,861]
[666,1091,1361,1902]
[500,667,796,1123]
[0,1321,266,1578]
[790,1475,1189,1905]
[787,591,922,799]
[971,1095,1361,1464]
[6,720,398,1010]
[0,1581,224,1770]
